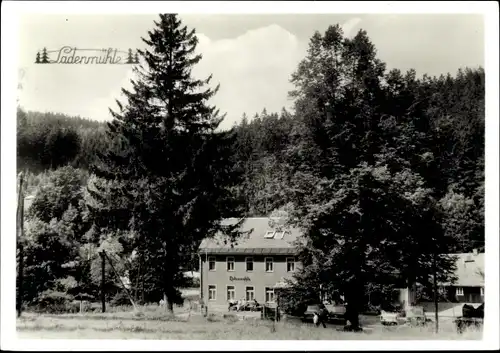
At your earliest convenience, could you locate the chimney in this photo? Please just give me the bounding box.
[473,249,478,256]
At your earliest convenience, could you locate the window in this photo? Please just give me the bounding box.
[265,257,274,272]
[208,257,216,271]
[480,287,484,296]
[286,257,295,272]
[456,287,464,296]
[246,257,254,272]
[265,287,275,303]
[227,285,235,301]
[226,256,235,272]
[275,231,285,239]
[208,285,216,301]
[264,231,275,239]
[246,286,255,301]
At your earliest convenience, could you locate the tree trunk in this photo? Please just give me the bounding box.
[163,291,174,314]
[344,284,363,331]
[344,300,361,331]
[163,269,175,314]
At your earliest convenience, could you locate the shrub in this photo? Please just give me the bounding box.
[110,291,133,306]
[279,289,317,317]
[223,313,239,323]
[206,313,221,322]
[190,277,200,288]
[30,290,75,313]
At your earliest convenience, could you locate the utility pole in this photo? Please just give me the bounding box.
[199,253,203,308]
[16,172,25,318]
[103,250,138,310]
[100,251,106,313]
[432,251,439,333]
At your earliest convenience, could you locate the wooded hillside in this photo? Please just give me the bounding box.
[16,16,484,315]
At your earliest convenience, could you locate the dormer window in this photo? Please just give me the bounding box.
[275,231,285,239]
[264,231,275,239]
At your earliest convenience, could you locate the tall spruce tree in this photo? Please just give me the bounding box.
[88,14,242,312]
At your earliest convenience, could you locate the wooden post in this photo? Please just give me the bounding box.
[275,291,280,324]
[16,172,25,318]
[103,250,138,310]
[199,254,203,300]
[199,253,203,314]
[17,242,24,318]
[100,251,106,313]
[141,254,145,304]
[275,296,278,325]
[433,252,439,333]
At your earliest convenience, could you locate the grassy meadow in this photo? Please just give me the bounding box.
[16,306,482,340]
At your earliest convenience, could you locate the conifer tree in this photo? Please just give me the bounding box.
[41,48,49,64]
[88,14,242,312]
[126,49,134,64]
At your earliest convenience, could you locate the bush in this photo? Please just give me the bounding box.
[110,291,133,306]
[279,289,317,317]
[223,313,239,323]
[362,303,381,316]
[30,290,75,313]
[190,277,200,288]
[206,313,221,322]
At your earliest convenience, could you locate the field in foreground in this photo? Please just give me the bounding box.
[16,311,482,340]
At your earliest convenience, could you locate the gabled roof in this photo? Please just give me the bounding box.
[199,217,304,255]
[445,252,485,287]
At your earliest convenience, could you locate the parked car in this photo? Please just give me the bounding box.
[302,304,330,323]
[327,304,347,322]
[380,305,427,326]
[380,309,406,326]
[454,303,484,334]
[229,299,262,312]
[362,303,381,316]
[302,304,322,322]
[240,300,262,312]
[405,306,427,326]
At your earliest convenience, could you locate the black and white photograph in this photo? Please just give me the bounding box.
[1,1,499,351]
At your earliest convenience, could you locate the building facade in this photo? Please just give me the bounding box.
[199,218,485,314]
[400,250,485,312]
[198,218,302,310]
[442,251,485,304]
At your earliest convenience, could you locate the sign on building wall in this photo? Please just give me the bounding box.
[229,276,251,282]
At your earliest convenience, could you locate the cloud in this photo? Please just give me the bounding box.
[18,14,483,127]
[193,24,304,128]
[341,17,362,38]
[105,19,363,129]
[103,24,305,130]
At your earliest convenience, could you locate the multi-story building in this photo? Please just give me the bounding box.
[198,217,302,311]
[198,217,486,316]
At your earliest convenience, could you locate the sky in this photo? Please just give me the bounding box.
[18,14,484,130]
[3,5,500,351]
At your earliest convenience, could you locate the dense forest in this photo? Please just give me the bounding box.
[17,15,484,323]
